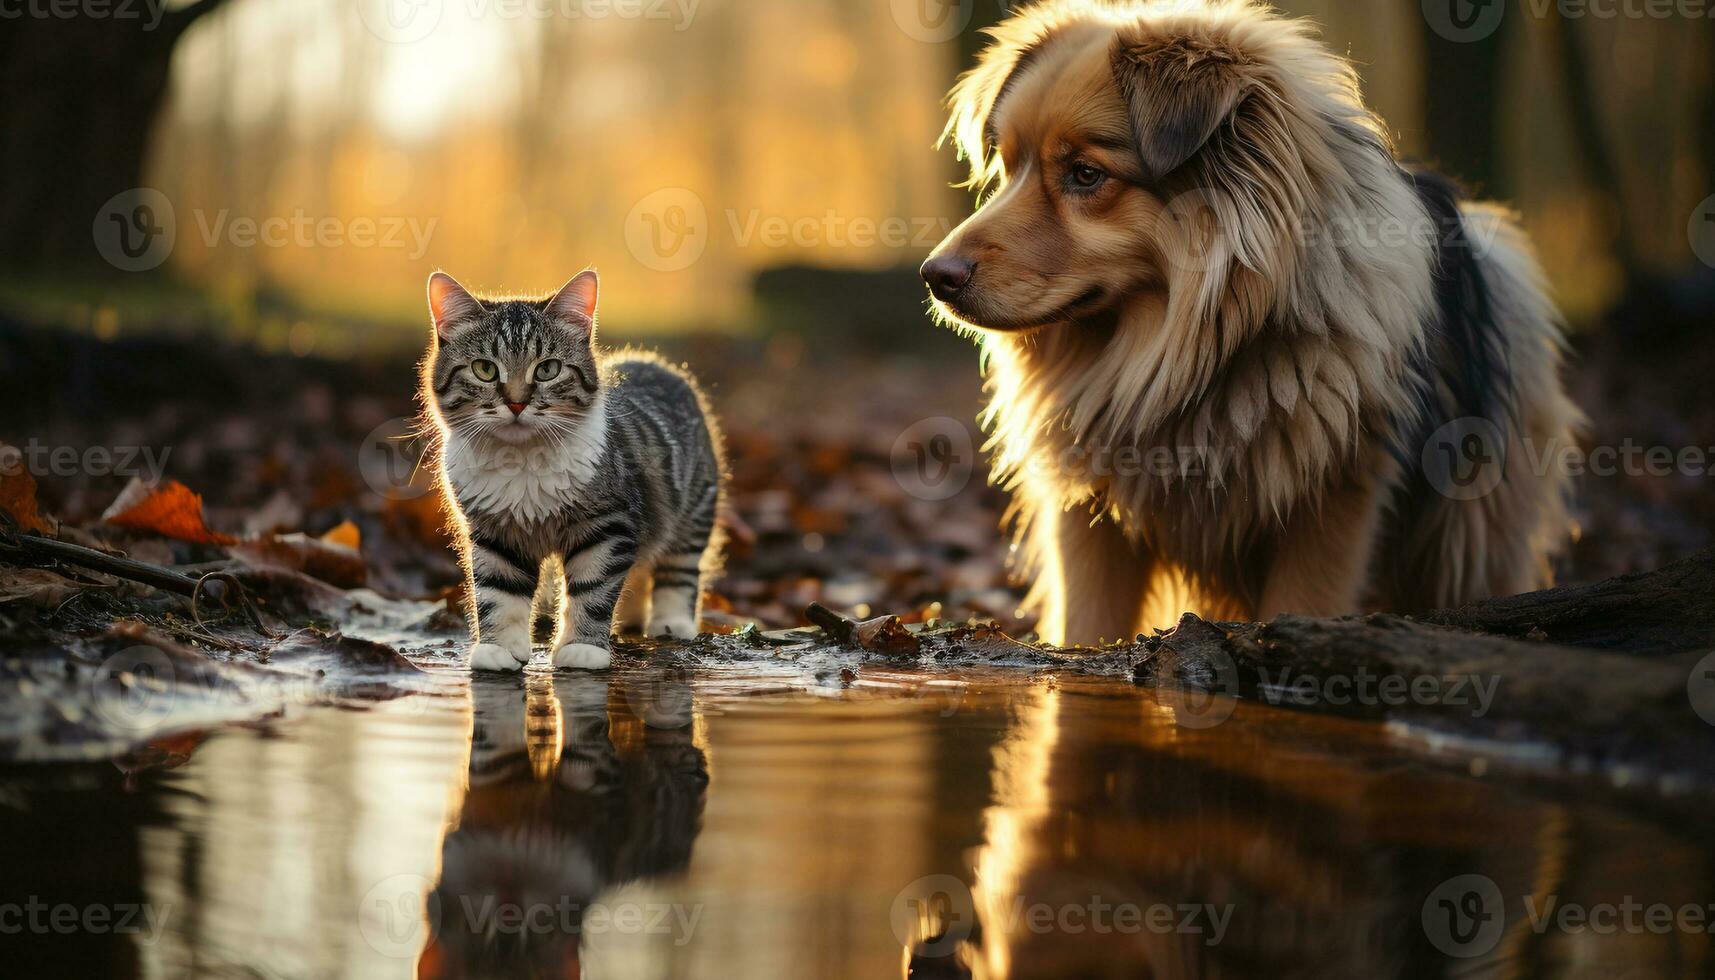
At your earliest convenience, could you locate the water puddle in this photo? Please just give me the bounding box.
[4,654,1710,978]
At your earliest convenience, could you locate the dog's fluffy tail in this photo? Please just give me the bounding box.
[1379,179,1584,611]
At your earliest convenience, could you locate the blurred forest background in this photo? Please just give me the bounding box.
[1,0,1713,622]
[2,0,1712,342]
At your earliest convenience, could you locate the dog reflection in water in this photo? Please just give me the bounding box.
[420,671,707,977]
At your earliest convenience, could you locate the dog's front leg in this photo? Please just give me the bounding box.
[1043,506,1154,646]
[1257,476,1383,620]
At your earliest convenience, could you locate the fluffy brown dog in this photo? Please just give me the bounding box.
[922,0,1581,645]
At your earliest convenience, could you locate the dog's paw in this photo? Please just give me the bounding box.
[468,642,529,672]
[552,642,612,671]
[647,616,698,640]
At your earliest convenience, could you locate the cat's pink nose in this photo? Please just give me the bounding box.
[506,402,527,416]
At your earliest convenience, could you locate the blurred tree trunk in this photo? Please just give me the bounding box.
[1702,29,1715,217]
[1547,10,1641,286]
[1419,12,1510,196]
[0,0,236,272]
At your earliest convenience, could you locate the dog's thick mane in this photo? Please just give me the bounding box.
[948,2,1442,596]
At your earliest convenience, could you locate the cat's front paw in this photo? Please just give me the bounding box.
[552,642,612,671]
[648,616,699,640]
[468,642,529,672]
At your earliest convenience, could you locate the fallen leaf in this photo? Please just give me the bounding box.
[805,601,922,656]
[102,478,235,545]
[231,533,368,589]
[320,520,362,551]
[0,567,88,606]
[0,443,56,535]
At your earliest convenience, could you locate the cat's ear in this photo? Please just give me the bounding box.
[427,272,482,340]
[546,269,599,331]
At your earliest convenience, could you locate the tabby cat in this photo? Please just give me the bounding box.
[422,270,724,671]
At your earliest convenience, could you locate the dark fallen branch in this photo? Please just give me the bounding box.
[0,528,267,633]
[1132,552,1715,787]
[1423,547,1715,654]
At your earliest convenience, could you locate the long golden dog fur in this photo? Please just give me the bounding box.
[923,0,1581,645]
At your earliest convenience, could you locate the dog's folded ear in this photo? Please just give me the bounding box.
[1111,34,1256,183]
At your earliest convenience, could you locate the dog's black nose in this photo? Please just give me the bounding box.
[920,255,974,301]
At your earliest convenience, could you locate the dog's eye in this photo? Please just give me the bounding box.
[1069,163,1106,189]
[470,359,498,382]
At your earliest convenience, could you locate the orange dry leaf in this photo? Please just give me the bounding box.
[0,446,56,535]
[102,479,235,545]
[319,519,361,551]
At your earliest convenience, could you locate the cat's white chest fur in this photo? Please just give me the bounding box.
[442,394,608,523]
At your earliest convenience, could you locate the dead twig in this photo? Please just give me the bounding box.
[0,516,271,635]
[805,601,922,657]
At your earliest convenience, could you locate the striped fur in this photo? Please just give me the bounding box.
[421,270,726,671]
[925,0,1581,644]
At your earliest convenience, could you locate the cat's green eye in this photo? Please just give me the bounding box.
[470,359,498,382]
[534,359,562,382]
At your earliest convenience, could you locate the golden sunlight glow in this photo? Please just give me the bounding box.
[970,680,1060,980]
[155,0,963,330]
